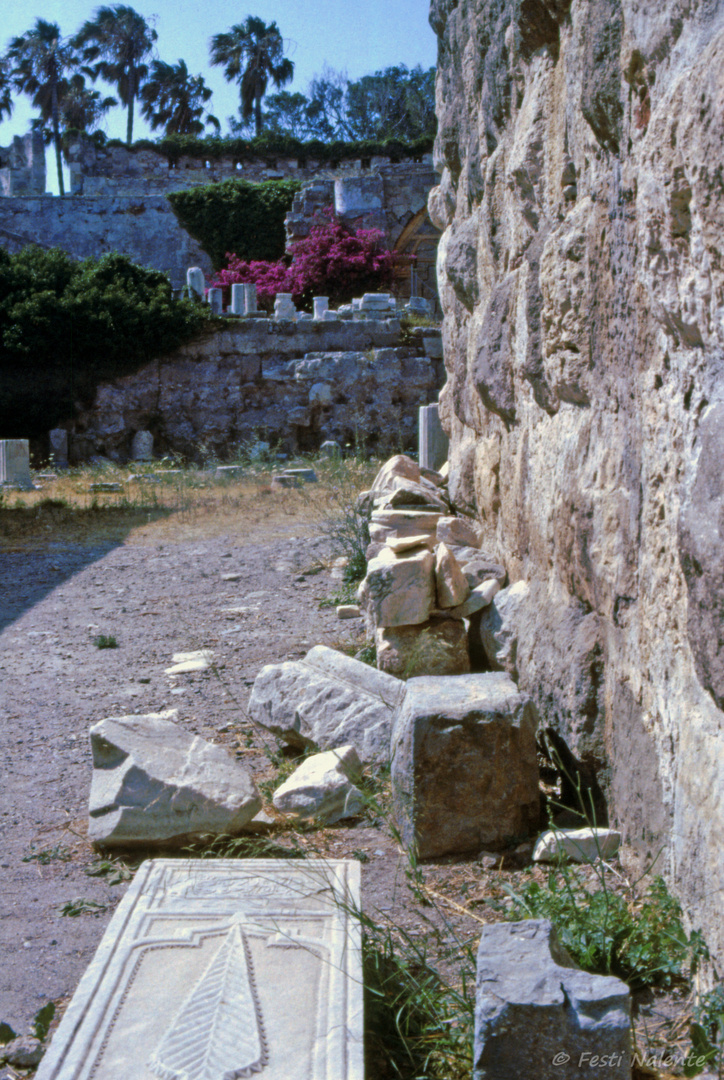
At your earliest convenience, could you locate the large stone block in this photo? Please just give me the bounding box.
[360,545,436,627]
[473,921,631,1079]
[35,859,363,1080]
[88,712,261,846]
[391,673,540,858]
[0,439,32,488]
[249,644,404,763]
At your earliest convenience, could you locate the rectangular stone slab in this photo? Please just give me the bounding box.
[36,859,363,1080]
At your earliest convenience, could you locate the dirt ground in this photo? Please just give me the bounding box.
[0,474,700,1076]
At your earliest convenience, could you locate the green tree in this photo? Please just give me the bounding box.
[0,57,13,123]
[6,19,76,194]
[72,5,157,145]
[140,59,218,136]
[59,73,116,132]
[345,65,436,141]
[262,90,312,138]
[210,17,294,138]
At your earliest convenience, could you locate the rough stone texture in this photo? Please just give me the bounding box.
[533,827,622,864]
[63,324,443,461]
[360,546,436,628]
[0,195,212,287]
[430,0,724,957]
[88,712,261,846]
[390,672,540,857]
[0,132,45,197]
[248,645,405,764]
[376,616,470,678]
[473,920,631,1080]
[272,745,365,824]
[435,542,470,608]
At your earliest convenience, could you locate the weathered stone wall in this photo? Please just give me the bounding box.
[65,133,434,196]
[0,195,213,284]
[64,319,444,462]
[429,0,724,957]
[0,132,45,197]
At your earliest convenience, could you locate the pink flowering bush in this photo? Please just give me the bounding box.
[210,210,407,311]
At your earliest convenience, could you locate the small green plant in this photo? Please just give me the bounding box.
[22,844,71,864]
[318,580,359,608]
[59,898,108,916]
[355,640,377,667]
[94,634,118,649]
[32,1002,55,1042]
[0,1022,16,1045]
[355,906,474,1079]
[85,857,134,885]
[686,983,724,1077]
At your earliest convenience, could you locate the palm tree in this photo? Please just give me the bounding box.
[73,5,157,145]
[140,59,219,136]
[0,57,13,123]
[7,19,76,195]
[60,73,117,132]
[210,17,294,138]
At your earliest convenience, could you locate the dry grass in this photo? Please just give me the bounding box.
[0,456,381,551]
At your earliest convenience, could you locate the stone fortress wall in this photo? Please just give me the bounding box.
[0,131,441,296]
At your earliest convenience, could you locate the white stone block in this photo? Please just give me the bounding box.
[419,403,449,471]
[313,296,329,319]
[361,545,436,628]
[272,745,364,823]
[533,827,622,864]
[131,429,153,461]
[88,711,260,846]
[230,282,245,314]
[35,859,363,1080]
[186,266,205,299]
[244,283,258,313]
[0,439,32,488]
[208,287,223,314]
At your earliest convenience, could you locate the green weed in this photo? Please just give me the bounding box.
[32,1002,55,1042]
[94,634,118,649]
[22,844,71,865]
[85,857,134,885]
[59,898,108,917]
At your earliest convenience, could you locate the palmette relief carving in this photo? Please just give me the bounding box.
[148,923,268,1080]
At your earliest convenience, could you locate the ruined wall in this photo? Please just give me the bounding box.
[0,195,212,285]
[65,134,434,196]
[429,0,724,956]
[0,132,45,197]
[65,319,444,462]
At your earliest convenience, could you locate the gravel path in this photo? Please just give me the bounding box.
[0,522,363,1034]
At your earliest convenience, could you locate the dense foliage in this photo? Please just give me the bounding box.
[231,64,436,143]
[210,212,403,311]
[0,248,208,437]
[168,177,302,269]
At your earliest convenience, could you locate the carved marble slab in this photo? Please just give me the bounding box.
[36,860,363,1080]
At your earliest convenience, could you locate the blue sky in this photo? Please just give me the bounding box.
[1,1,438,193]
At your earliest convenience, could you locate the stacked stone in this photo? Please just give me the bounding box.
[356,454,506,678]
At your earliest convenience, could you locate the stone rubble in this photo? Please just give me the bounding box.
[533,828,622,865]
[272,745,365,824]
[249,644,404,764]
[88,711,261,846]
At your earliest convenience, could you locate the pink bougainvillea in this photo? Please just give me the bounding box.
[210,210,409,311]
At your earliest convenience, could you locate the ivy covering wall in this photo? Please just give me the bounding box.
[167,177,302,269]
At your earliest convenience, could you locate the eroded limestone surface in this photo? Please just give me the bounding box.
[429,0,724,957]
